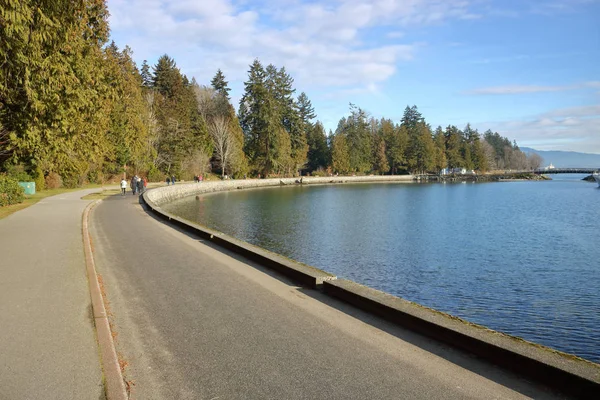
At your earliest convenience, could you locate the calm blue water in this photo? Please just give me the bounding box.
[164,175,600,363]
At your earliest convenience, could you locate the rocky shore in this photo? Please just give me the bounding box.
[415,172,550,183]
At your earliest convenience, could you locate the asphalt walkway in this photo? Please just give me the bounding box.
[0,190,104,400]
[89,193,566,400]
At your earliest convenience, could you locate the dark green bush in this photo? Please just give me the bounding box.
[4,164,33,182]
[0,175,25,207]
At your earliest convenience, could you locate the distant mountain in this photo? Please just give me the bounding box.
[520,147,600,168]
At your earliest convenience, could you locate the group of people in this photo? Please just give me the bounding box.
[120,175,147,195]
[193,174,204,183]
[166,175,177,185]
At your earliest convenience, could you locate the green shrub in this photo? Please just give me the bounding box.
[5,164,33,182]
[33,166,45,191]
[0,175,25,207]
[147,166,163,183]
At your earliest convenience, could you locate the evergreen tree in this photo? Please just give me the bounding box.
[152,55,178,96]
[0,0,113,186]
[331,134,350,174]
[140,60,152,88]
[407,122,435,173]
[433,126,447,171]
[336,104,372,173]
[239,59,273,175]
[403,106,434,173]
[152,55,209,175]
[373,136,389,174]
[211,69,231,100]
[445,125,464,168]
[306,122,330,172]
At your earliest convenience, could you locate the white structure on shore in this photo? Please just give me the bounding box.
[544,163,555,171]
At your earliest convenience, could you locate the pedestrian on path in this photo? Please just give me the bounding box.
[131,176,137,195]
[120,178,127,195]
[171,175,176,185]
[166,176,171,186]
[136,176,143,195]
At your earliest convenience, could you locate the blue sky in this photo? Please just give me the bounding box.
[107,0,600,153]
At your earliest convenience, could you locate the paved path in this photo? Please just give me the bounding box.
[0,190,104,400]
[90,194,567,400]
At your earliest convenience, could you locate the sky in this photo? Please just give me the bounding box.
[107,0,600,154]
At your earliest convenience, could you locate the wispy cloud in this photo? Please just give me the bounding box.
[481,105,600,153]
[107,0,482,90]
[464,82,600,95]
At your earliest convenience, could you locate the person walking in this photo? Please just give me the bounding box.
[136,176,143,194]
[171,175,176,185]
[130,176,137,195]
[166,176,171,186]
[120,178,127,195]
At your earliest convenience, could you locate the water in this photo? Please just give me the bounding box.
[163,175,600,363]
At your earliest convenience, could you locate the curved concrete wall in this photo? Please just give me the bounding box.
[142,177,600,398]
[146,175,414,206]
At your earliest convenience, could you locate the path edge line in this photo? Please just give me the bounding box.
[82,200,128,400]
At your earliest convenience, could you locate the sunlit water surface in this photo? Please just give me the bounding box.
[164,175,600,363]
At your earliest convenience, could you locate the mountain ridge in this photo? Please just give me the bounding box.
[520,147,600,168]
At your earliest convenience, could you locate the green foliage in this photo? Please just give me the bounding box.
[33,166,45,191]
[331,134,350,174]
[373,136,389,174]
[1,5,531,183]
[4,164,32,181]
[306,122,330,172]
[211,69,231,99]
[0,175,25,206]
[147,166,163,183]
[335,105,373,173]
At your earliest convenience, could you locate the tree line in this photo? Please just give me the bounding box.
[0,0,540,189]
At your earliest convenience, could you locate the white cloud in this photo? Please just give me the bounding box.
[107,0,481,91]
[482,105,600,153]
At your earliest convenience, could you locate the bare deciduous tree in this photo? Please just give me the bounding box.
[194,85,216,122]
[527,153,543,170]
[209,116,235,178]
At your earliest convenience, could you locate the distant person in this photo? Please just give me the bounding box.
[171,175,176,185]
[193,175,198,183]
[143,177,148,189]
[166,177,171,186]
[130,176,137,195]
[120,178,127,196]
[199,174,203,182]
[136,176,143,194]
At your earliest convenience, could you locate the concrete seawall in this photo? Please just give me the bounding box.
[142,177,600,398]
[145,175,415,206]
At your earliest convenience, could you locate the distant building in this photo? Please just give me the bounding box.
[544,163,555,171]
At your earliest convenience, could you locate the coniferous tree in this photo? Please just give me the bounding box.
[331,134,350,174]
[373,136,389,174]
[336,104,372,173]
[403,105,435,173]
[433,126,447,171]
[239,59,273,175]
[306,122,330,172]
[210,69,231,99]
[445,125,464,169]
[140,60,152,88]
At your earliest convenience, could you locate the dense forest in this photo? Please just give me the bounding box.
[0,0,541,189]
